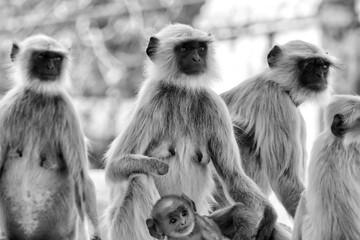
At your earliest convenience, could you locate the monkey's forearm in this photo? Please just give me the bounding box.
[105,154,169,183]
[84,177,101,237]
[270,173,304,217]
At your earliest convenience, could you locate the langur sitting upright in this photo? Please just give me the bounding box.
[0,35,100,240]
[221,40,336,217]
[104,24,290,240]
[292,95,360,240]
[146,194,228,240]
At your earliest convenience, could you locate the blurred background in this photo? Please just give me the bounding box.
[1,0,360,231]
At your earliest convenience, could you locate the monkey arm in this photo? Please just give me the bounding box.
[257,109,304,218]
[292,193,307,240]
[105,106,170,184]
[240,82,305,218]
[84,177,101,239]
[208,99,277,240]
[105,154,169,183]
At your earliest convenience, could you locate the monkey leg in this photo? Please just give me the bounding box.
[105,154,169,183]
[106,174,160,240]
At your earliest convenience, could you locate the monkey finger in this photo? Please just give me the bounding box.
[147,157,169,175]
[156,161,169,175]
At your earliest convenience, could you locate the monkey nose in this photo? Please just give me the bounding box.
[192,57,200,62]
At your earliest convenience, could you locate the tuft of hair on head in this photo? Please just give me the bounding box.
[9,34,71,95]
[144,23,220,90]
[325,94,360,145]
[266,40,338,105]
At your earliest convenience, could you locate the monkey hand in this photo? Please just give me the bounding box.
[146,157,169,176]
[253,204,277,240]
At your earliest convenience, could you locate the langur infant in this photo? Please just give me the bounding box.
[147,194,228,240]
[292,94,360,240]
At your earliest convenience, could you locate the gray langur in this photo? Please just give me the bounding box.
[146,194,228,240]
[221,40,336,217]
[0,35,100,240]
[292,95,360,240]
[104,24,290,240]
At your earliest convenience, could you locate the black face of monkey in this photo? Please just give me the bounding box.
[298,57,330,92]
[30,51,64,81]
[147,195,197,239]
[174,40,208,75]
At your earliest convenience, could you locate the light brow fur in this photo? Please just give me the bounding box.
[0,35,100,239]
[293,94,360,240]
[221,40,335,217]
[104,24,288,240]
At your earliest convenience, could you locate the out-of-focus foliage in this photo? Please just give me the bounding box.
[0,0,205,167]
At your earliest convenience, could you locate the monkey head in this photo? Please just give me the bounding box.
[146,194,197,239]
[267,40,337,105]
[144,23,219,87]
[10,35,70,89]
[325,95,360,145]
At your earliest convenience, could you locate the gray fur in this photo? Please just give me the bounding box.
[221,40,334,217]
[104,24,285,240]
[0,35,100,240]
[292,95,360,240]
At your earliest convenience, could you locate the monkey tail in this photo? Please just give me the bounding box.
[270,223,292,240]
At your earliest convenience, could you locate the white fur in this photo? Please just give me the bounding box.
[292,95,360,240]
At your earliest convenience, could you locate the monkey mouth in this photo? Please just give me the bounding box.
[307,83,327,92]
[177,225,191,234]
[38,74,59,81]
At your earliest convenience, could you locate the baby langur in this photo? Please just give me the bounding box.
[147,194,228,240]
[292,95,360,240]
[0,35,100,240]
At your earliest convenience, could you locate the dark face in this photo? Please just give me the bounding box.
[30,50,64,81]
[175,40,208,75]
[159,204,195,237]
[298,57,330,92]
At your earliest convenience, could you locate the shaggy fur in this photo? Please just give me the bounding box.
[0,35,100,240]
[221,40,335,217]
[104,24,289,240]
[293,95,360,240]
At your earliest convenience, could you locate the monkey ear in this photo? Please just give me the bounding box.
[181,194,197,212]
[146,36,159,60]
[331,114,346,137]
[10,42,20,62]
[146,219,165,240]
[267,45,282,68]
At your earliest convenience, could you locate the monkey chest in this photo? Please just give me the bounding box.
[0,159,76,240]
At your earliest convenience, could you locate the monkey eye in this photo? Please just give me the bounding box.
[323,63,329,70]
[182,210,188,216]
[170,218,177,224]
[53,57,62,61]
[180,47,187,52]
[198,47,206,52]
[37,54,44,59]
